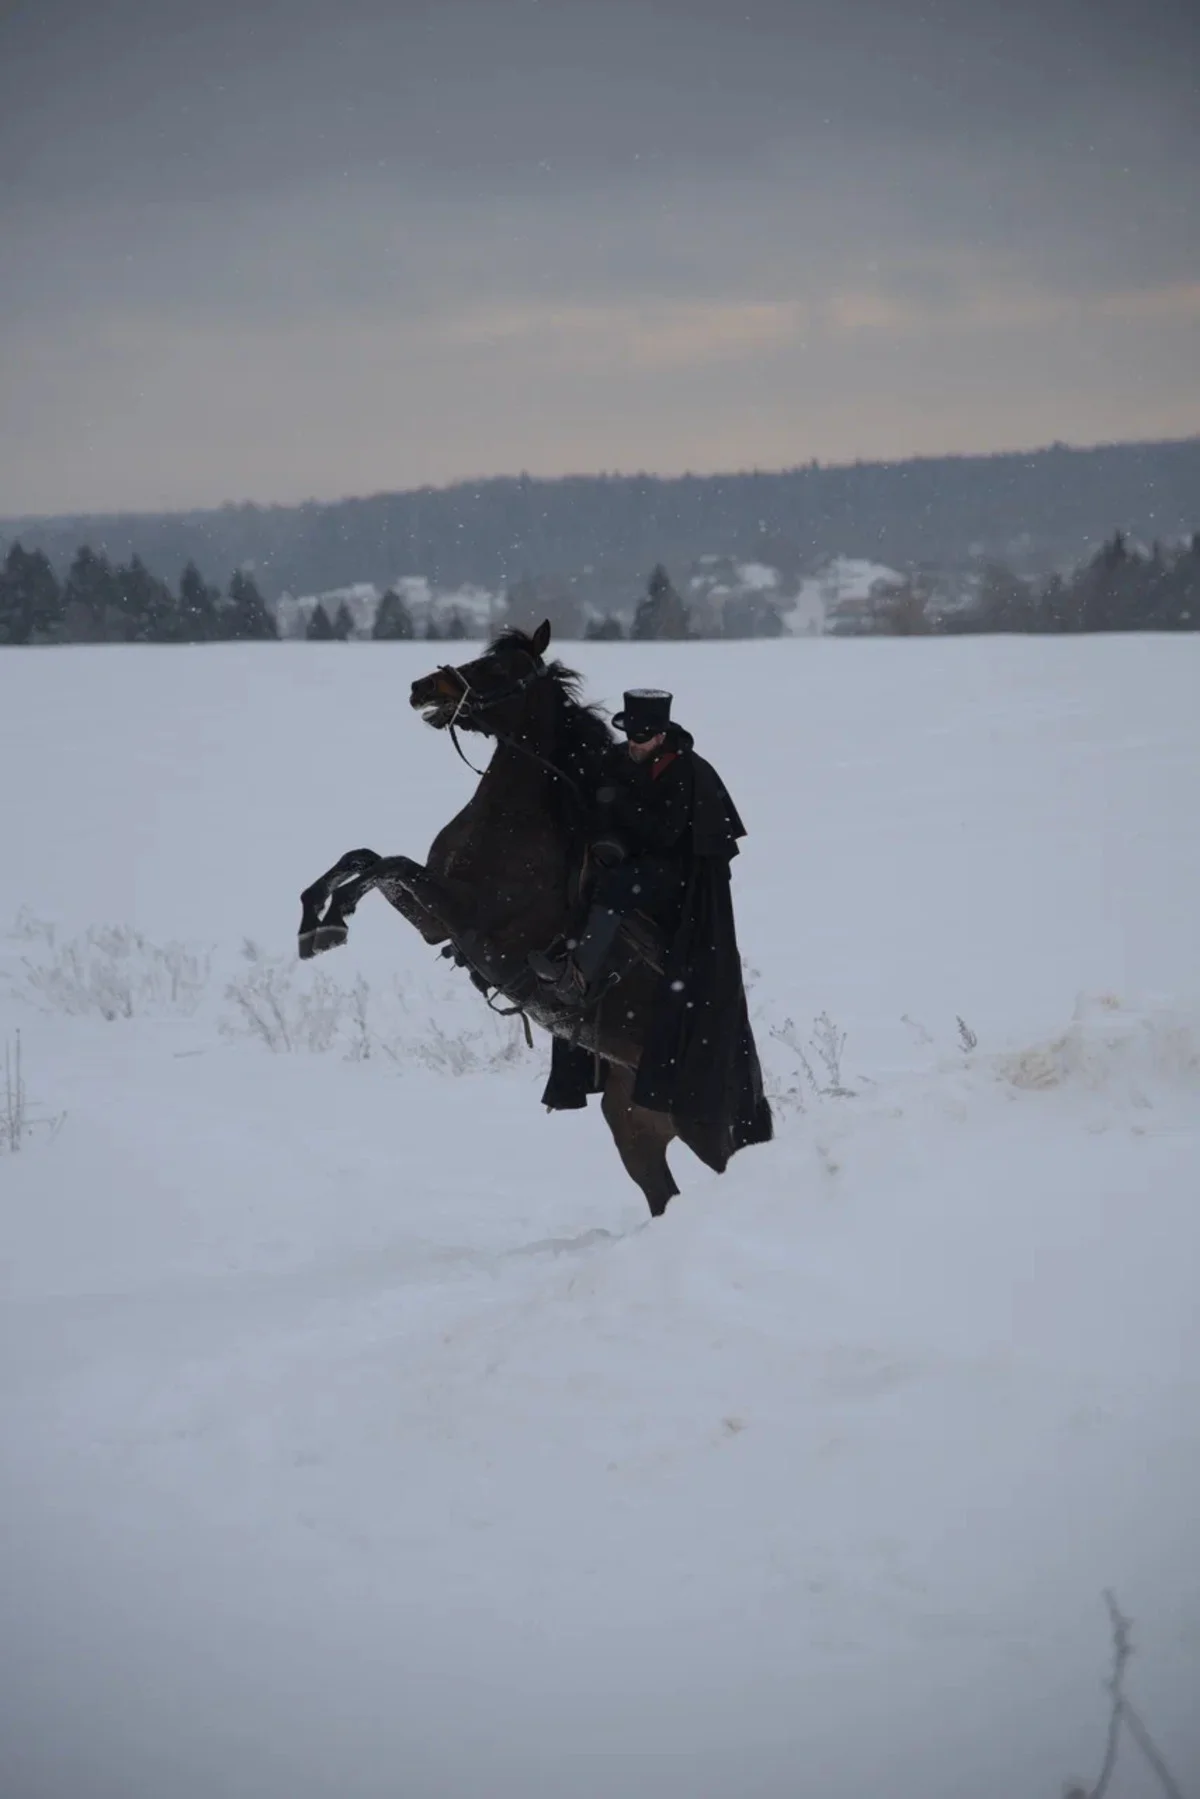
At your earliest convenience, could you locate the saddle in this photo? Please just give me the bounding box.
[564,842,668,983]
[437,851,667,1014]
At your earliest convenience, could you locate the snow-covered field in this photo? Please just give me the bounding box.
[2,637,1198,1799]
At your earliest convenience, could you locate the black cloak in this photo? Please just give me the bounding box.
[541,742,773,1166]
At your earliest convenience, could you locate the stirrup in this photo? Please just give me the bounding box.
[528,951,608,1008]
[528,942,570,983]
[538,953,591,1003]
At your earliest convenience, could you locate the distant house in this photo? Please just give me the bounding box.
[778,557,903,635]
[824,589,892,636]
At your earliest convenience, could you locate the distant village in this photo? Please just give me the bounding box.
[277,555,849,641]
[278,535,1200,643]
[2,534,1197,645]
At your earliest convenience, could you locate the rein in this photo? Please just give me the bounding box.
[442,655,591,817]
[434,644,598,1039]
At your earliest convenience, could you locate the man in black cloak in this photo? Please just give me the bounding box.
[532,688,773,1159]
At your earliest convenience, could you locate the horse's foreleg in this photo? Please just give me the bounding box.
[299,849,382,957]
[302,873,448,959]
[360,856,488,953]
[372,871,452,945]
[364,856,535,998]
[300,852,484,967]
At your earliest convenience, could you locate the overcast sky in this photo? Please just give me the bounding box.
[2,0,1197,514]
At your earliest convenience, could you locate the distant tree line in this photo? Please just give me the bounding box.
[306,592,472,640]
[302,564,718,642]
[5,437,1199,607]
[0,544,278,643]
[4,535,1198,646]
[851,533,1200,637]
[0,552,717,644]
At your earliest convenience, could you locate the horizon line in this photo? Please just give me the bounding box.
[4,430,1198,531]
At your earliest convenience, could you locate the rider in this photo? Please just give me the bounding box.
[530,687,743,1003]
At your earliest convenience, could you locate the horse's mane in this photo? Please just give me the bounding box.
[488,629,614,832]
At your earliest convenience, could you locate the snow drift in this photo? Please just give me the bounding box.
[1,635,1198,1799]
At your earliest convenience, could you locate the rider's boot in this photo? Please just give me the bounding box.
[529,904,624,1004]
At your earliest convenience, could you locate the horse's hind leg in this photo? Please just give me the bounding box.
[600,1062,680,1218]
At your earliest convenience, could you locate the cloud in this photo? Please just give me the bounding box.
[823,275,1200,339]
[1096,282,1200,325]
[439,300,807,370]
[1,0,1197,510]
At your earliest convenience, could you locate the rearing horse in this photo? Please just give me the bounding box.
[297,621,759,1216]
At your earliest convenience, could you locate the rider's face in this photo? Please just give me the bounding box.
[626,732,666,762]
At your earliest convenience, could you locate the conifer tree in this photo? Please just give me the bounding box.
[227,569,278,640]
[306,602,337,640]
[372,588,415,639]
[584,614,625,640]
[631,564,690,640]
[178,562,222,642]
[0,543,62,643]
[974,561,1037,634]
[62,545,122,641]
[1161,533,1200,630]
[115,556,180,641]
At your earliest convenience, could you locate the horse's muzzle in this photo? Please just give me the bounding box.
[410,671,462,708]
[410,672,464,728]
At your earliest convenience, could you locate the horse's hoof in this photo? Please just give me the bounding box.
[299,924,348,959]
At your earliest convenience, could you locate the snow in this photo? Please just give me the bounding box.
[277,581,382,638]
[2,636,1199,1799]
[681,558,787,635]
[781,554,904,634]
[276,576,503,639]
[734,560,779,591]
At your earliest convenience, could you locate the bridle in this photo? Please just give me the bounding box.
[438,647,543,729]
[437,648,590,814]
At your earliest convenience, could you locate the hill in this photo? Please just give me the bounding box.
[3,435,1198,607]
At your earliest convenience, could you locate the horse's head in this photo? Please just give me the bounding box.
[410,620,553,735]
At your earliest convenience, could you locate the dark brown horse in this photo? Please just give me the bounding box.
[298,621,755,1215]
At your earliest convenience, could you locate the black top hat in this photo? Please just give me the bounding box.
[611,688,673,741]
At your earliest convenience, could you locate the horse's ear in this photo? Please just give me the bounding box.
[530,619,552,659]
